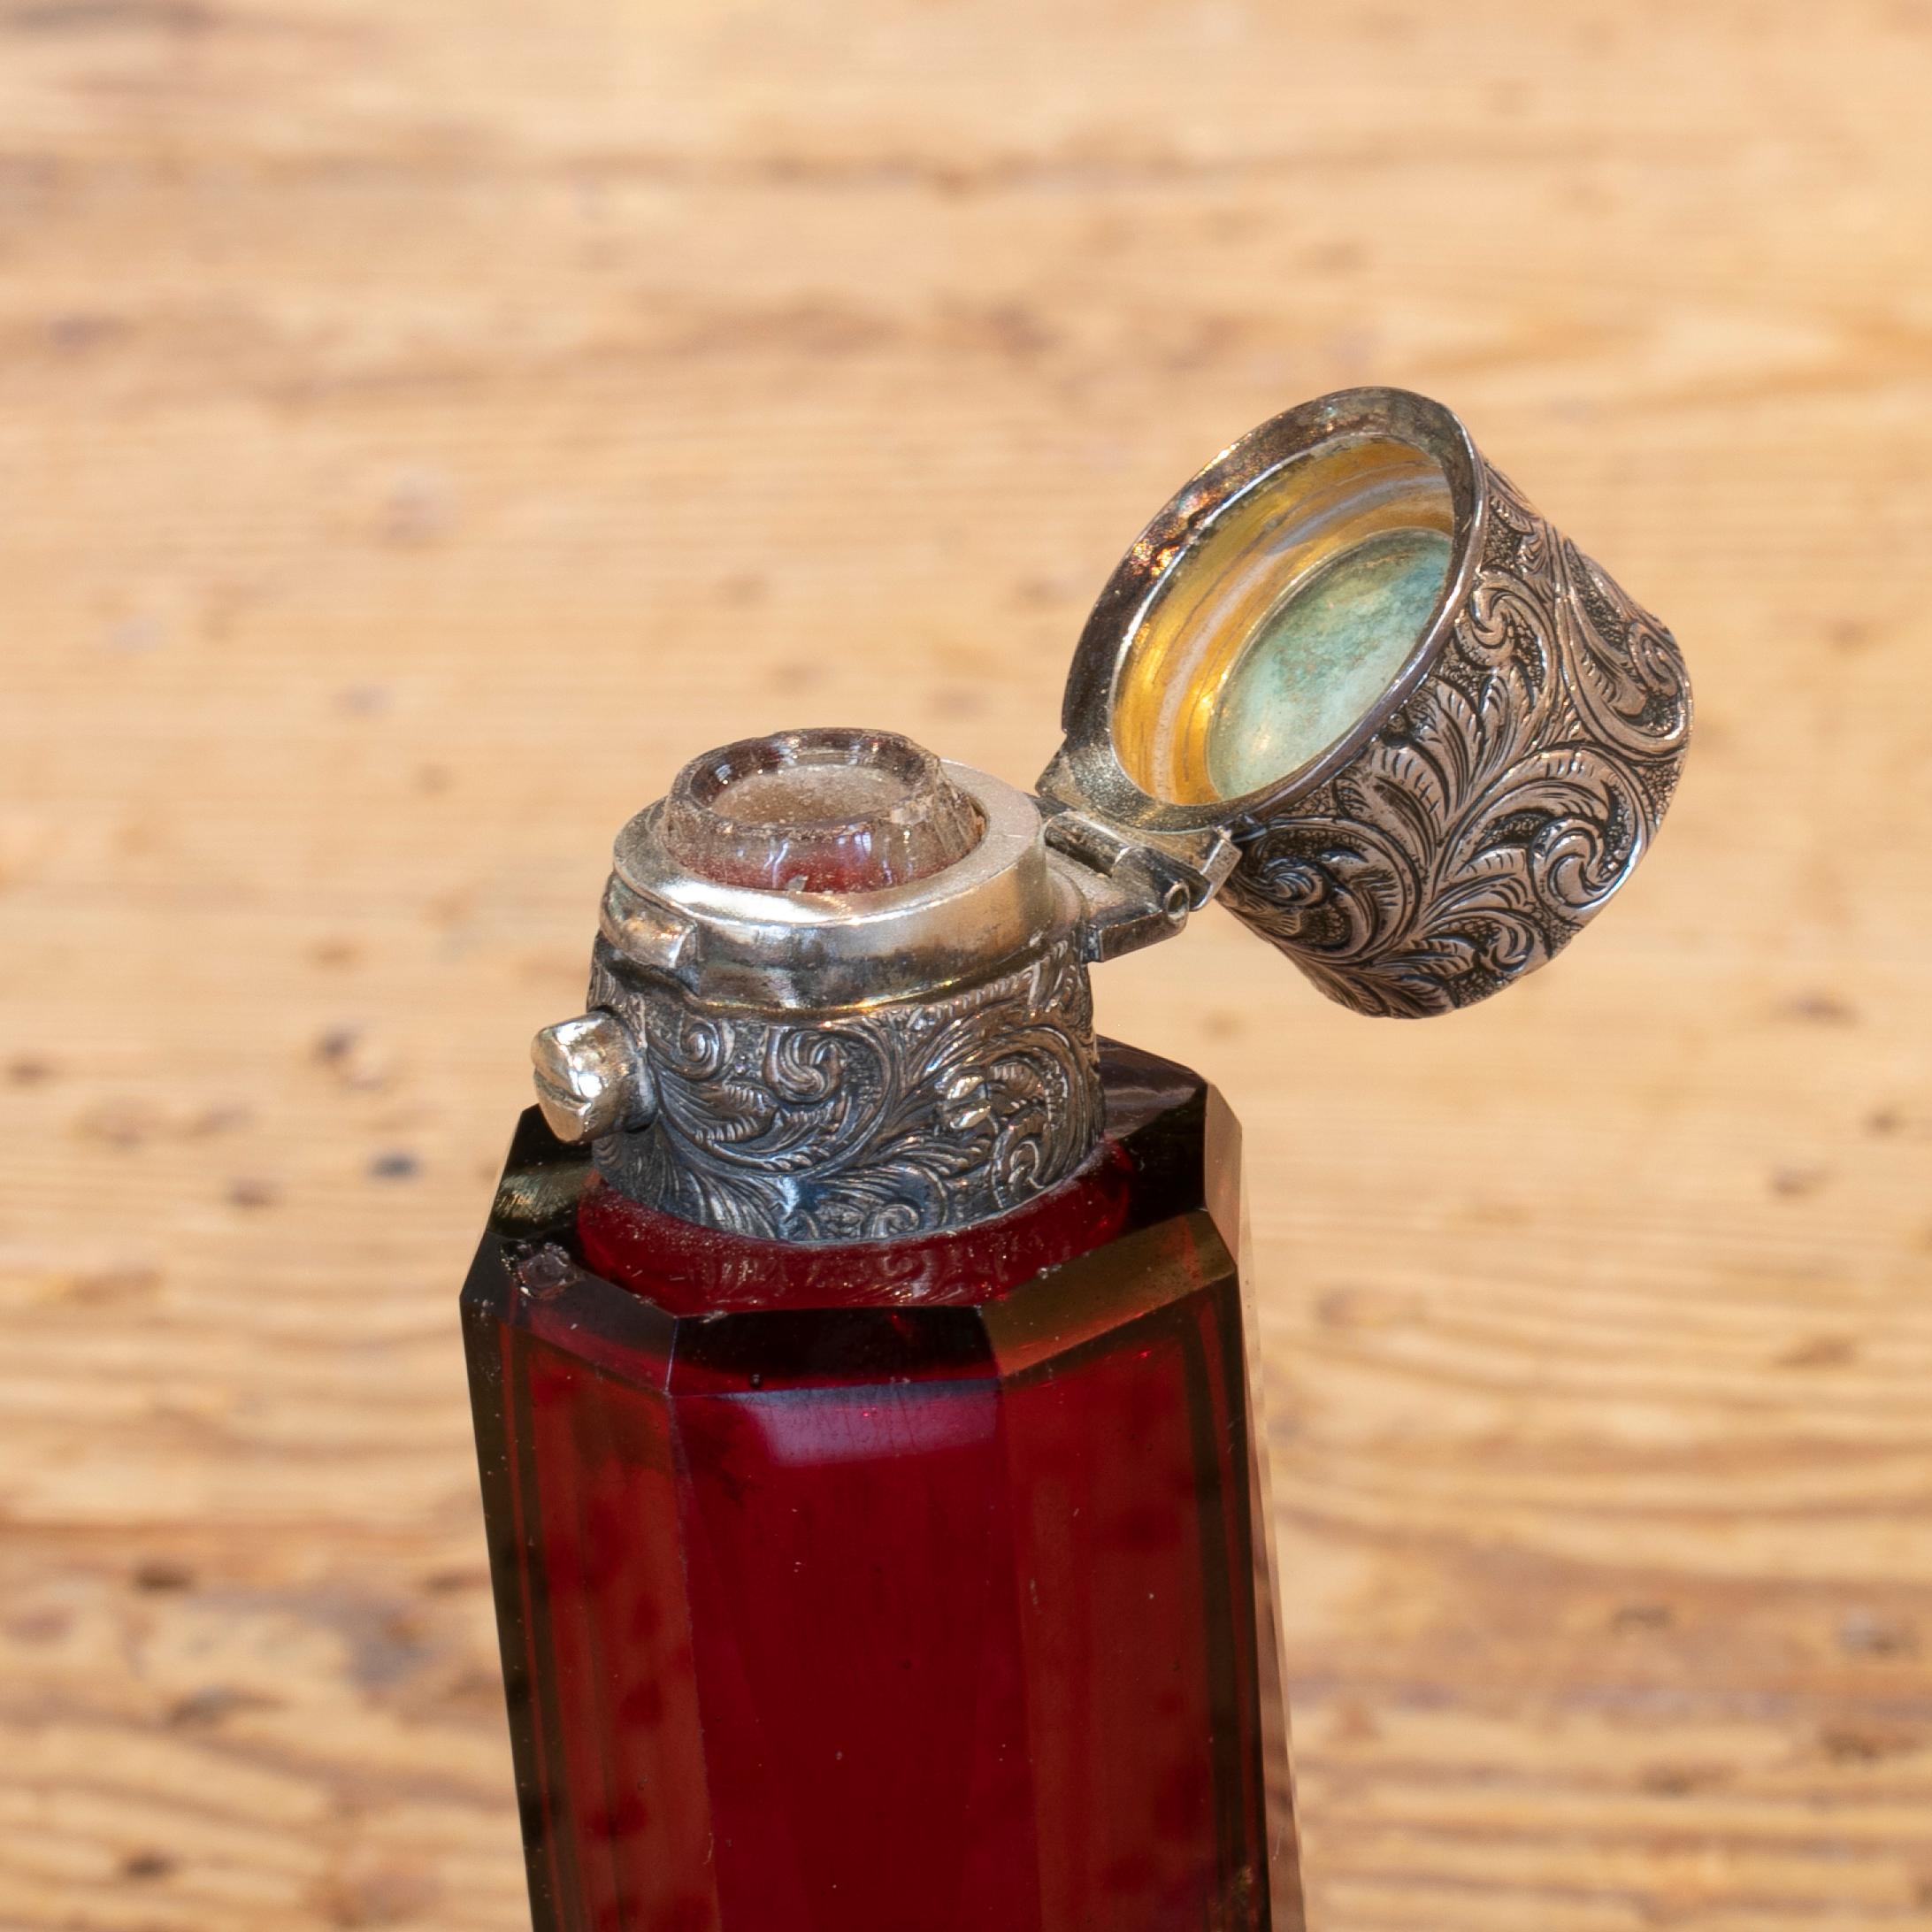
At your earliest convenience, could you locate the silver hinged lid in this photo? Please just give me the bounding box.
[1037,387,1692,1016]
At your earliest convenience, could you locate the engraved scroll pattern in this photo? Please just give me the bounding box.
[593,938,1101,1243]
[1219,465,1691,1017]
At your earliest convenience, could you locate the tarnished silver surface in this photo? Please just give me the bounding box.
[533,387,1690,1239]
[1041,387,1691,1016]
[1218,462,1690,1015]
[589,933,1100,1243]
[569,743,1121,1240]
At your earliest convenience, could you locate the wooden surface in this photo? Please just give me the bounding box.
[3,2,1930,1925]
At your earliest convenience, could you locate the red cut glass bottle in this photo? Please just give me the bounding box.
[463,1040,1302,1932]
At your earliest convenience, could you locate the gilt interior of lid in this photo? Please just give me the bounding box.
[1111,433,1456,805]
[658,726,985,893]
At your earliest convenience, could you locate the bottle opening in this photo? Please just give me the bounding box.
[1110,433,1455,805]
[660,726,985,893]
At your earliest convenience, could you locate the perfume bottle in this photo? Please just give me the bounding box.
[463,387,1690,1932]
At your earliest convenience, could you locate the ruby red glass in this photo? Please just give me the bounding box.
[464,1041,1303,1932]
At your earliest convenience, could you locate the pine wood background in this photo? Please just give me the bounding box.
[3,2,1929,1926]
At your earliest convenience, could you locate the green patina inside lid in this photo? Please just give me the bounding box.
[1206,527,1452,800]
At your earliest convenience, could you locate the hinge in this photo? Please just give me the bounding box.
[1035,796,1239,964]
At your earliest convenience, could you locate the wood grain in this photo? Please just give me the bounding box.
[2,0,1929,1924]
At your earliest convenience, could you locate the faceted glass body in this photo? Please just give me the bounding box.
[464,1042,1302,1932]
